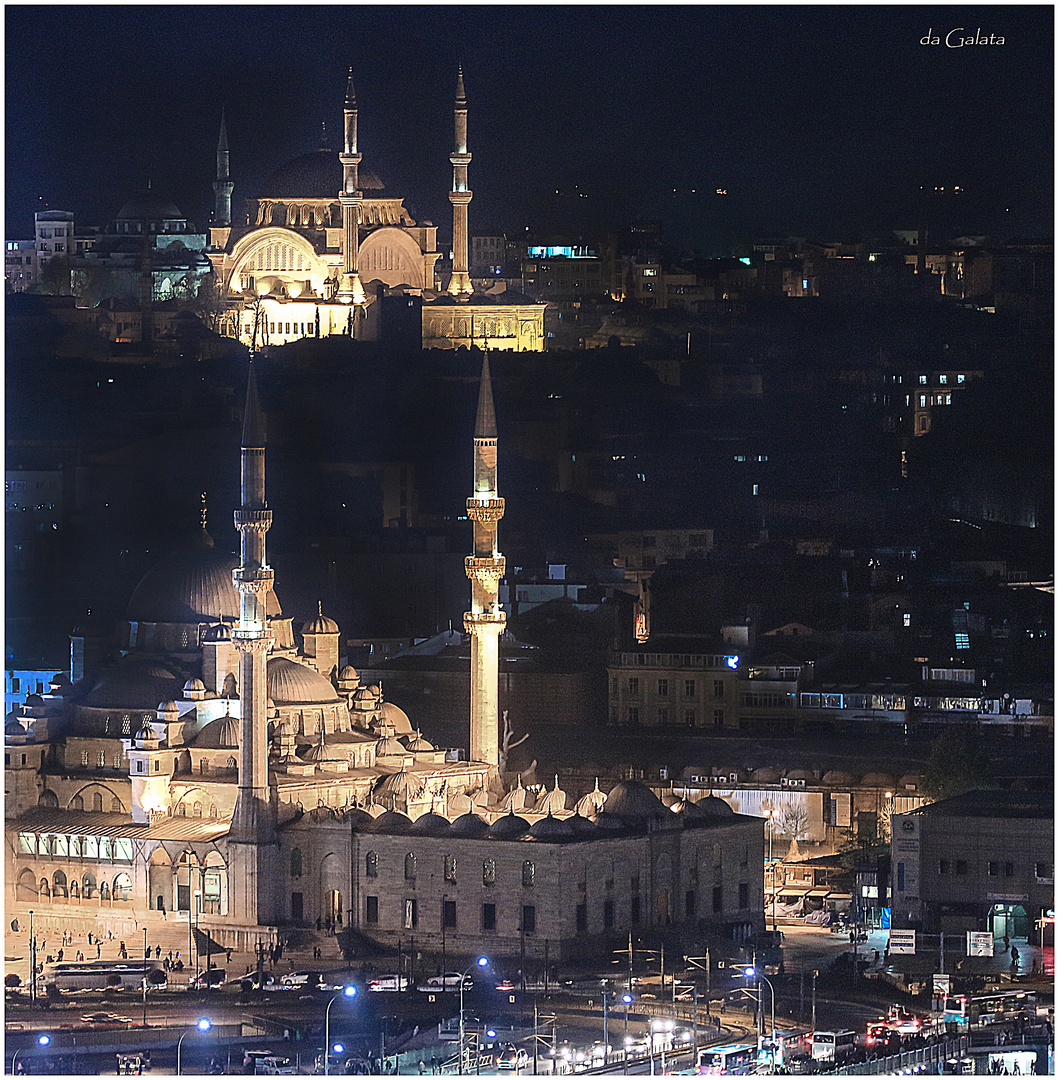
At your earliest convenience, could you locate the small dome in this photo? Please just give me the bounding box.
[527,813,576,841]
[5,716,27,738]
[821,770,854,786]
[536,775,567,815]
[375,735,406,758]
[860,772,896,788]
[404,730,435,753]
[24,694,44,707]
[785,768,817,782]
[368,684,382,698]
[500,778,530,812]
[683,796,735,818]
[751,767,782,783]
[486,812,530,839]
[378,701,412,734]
[157,700,180,713]
[184,678,206,692]
[602,780,668,821]
[574,778,608,817]
[449,812,490,837]
[366,809,412,833]
[267,656,341,705]
[303,604,340,635]
[409,812,451,836]
[340,806,375,828]
[202,622,231,642]
[565,814,598,835]
[194,714,241,749]
[338,665,359,681]
[592,811,628,831]
[375,770,424,799]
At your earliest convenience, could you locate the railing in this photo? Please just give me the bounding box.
[824,1034,969,1074]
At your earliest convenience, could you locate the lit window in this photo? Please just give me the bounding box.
[919,375,928,384]
[939,374,948,385]
[957,374,965,384]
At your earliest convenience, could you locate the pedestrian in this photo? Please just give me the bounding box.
[57,948,64,962]
[119,940,127,959]
[226,948,232,963]
[1011,946,1019,968]
[88,931,93,945]
[1003,934,1010,951]
[96,943,101,959]
[11,918,18,933]
[316,917,322,931]
[160,903,166,921]
[155,945,161,960]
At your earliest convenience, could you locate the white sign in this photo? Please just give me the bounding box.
[889,929,916,954]
[967,931,994,957]
[933,974,951,996]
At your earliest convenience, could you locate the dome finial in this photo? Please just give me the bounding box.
[200,490,208,533]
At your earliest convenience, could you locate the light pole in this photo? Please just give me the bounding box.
[324,985,357,1075]
[767,810,777,932]
[745,967,776,1072]
[13,1033,51,1075]
[176,1017,211,1075]
[193,890,202,981]
[459,957,489,1075]
[28,909,36,1006]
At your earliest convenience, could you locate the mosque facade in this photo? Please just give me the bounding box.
[206,72,547,351]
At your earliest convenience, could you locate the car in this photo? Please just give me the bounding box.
[495,978,517,992]
[368,974,409,992]
[418,971,474,991]
[80,1011,132,1026]
[189,968,226,989]
[223,970,276,992]
[885,1005,927,1034]
[280,970,324,989]
[495,1045,529,1071]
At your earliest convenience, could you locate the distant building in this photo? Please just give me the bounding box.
[5,239,36,291]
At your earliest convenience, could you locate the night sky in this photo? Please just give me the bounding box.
[6,5,1053,252]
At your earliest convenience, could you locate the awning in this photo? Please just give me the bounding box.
[777,887,811,898]
[826,891,853,901]
[13,808,230,843]
[806,887,831,897]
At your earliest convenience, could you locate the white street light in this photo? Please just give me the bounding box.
[324,985,358,1075]
[176,1017,212,1075]
[458,957,489,1075]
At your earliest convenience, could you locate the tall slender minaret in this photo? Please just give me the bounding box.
[464,353,505,764]
[228,361,277,924]
[212,108,234,227]
[447,67,473,299]
[337,69,366,305]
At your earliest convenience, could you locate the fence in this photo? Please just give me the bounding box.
[826,1034,969,1074]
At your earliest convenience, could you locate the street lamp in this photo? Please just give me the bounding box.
[324,985,357,1075]
[767,810,777,932]
[459,957,489,1075]
[744,967,776,1073]
[176,1017,211,1075]
[622,993,633,1043]
[12,1033,51,1075]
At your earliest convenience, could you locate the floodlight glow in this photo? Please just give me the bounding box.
[477,956,489,967]
[196,1018,212,1032]
[37,1035,51,1047]
[486,1029,497,1039]
[333,1044,344,1054]
[744,966,757,977]
[343,985,357,997]
[725,656,739,668]
[622,993,633,1004]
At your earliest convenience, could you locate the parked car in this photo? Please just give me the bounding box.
[223,970,276,992]
[79,1012,132,1026]
[418,971,474,991]
[189,969,226,989]
[368,974,409,992]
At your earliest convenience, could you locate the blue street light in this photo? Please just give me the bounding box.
[332,1044,345,1055]
[477,956,489,967]
[460,958,490,1074]
[177,1018,212,1074]
[37,1036,51,1047]
[744,967,776,1073]
[325,986,358,1075]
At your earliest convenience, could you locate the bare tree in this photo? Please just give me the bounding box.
[776,801,810,841]
[498,709,529,775]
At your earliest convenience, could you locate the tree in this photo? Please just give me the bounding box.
[38,255,72,296]
[922,726,990,800]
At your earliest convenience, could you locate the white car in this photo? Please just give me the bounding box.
[495,1045,529,1071]
[418,971,474,991]
[368,974,409,992]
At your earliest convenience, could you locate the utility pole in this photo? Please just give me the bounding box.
[692,986,698,1065]
[811,970,817,1030]
[29,909,36,1005]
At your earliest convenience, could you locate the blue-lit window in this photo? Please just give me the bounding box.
[955,633,970,650]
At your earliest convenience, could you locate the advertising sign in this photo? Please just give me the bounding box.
[933,974,951,996]
[967,931,994,957]
[889,929,916,954]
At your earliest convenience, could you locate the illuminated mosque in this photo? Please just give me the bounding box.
[206,70,546,352]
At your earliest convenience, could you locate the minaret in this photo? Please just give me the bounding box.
[228,361,277,924]
[337,69,366,305]
[212,108,234,226]
[447,67,473,299]
[463,353,505,764]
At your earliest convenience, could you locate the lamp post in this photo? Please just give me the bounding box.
[324,985,357,1075]
[621,993,632,1043]
[458,957,489,1075]
[13,1034,51,1075]
[744,967,776,1073]
[193,890,202,981]
[767,810,777,932]
[28,909,36,1006]
[176,1017,211,1075]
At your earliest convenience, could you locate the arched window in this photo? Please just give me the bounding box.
[200,760,209,774]
[209,804,218,819]
[111,796,122,812]
[365,851,379,878]
[404,853,417,881]
[113,873,132,901]
[290,849,303,877]
[522,860,535,888]
[69,794,84,811]
[92,792,103,812]
[444,855,457,884]
[227,756,237,770]
[82,873,97,899]
[192,802,202,818]
[177,803,187,817]
[483,858,496,886]
[97,750,106,767]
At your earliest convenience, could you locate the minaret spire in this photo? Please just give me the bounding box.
[447,66,474,299]
[229,360,278,924]
[338,67,365,305]
[212,108,233,226]
[464,353,505,765]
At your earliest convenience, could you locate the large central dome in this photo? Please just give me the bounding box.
[259,150,385,199]
[126,536,283,624]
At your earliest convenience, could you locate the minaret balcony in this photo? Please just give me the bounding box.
[233,566,275,594]
[467,497,504,522]
[465,556,505,582]
[464,610,507,630]
[235,509,272,532]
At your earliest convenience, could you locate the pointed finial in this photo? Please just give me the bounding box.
[474,352,497,439]
[200,491,208,532]
[242,361,266,449]
[554,773,560,790]
[218,108,229,153]
[456,65,466,104]
[318,600,324,617]
[345,68,357,107]
[320,120,328,149]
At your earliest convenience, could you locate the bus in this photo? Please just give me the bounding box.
[810,1030,856,1064]
[696,1043,757,1074]
[942,990,1036,1029]
[39,959,166,993]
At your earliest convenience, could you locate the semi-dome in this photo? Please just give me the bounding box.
[527,813,576,841]
[485,812,530,840]
[449,812,490,837]
[409,812,451,836]
[194,714,241,750]
[602,780,668,821]
[365,809,412,833]
[266,656,341,705]
[126,543,282,624]
[259,149,385,199]
[82,657,184,709]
